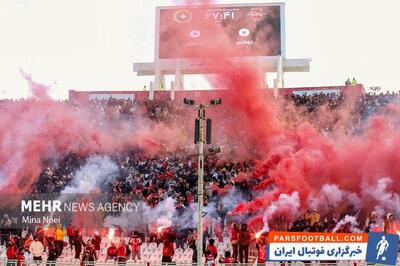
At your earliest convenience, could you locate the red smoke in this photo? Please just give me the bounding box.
[2,0,400,233]
[174,0,400,229]
[0,80,188,195]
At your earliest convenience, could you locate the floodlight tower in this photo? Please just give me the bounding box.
[183,97,222,266]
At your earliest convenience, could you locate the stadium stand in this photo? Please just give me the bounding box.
[1,87,399,265]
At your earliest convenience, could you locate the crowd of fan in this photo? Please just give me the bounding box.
[288,91,399,117]
[1,90,400,264]
[1,218,263,264]
[2,209,398,265]
[33,152,254,210]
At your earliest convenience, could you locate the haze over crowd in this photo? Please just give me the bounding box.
[0,0,400,99]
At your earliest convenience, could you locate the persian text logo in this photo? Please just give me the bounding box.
[173,9,192,24]
[247,7,266,22]
[267,232,368,261]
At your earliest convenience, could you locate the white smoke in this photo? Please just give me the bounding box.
[308,184,362,213]
[263,192,300,232]
[103,197,198,231]
[103,195,231,232]
[0,171,5,190]
[220,188,247,212]
[103,207,147,231]
[143,197,176,224]
[62,155,118,193]
[332,215,361,233]
[362,177,400,216]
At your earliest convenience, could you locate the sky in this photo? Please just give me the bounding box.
[0,0,399,99]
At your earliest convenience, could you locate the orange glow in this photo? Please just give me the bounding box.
[108,228,115,240]
[157,226,166,233]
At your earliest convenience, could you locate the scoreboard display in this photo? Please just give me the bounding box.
[157,4,284,59]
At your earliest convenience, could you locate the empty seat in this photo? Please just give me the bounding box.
[172,253,182,262]
[150,253,162,263]
[141,253,151,262]
[181,253,193,263]
[143,247,154,255]
[175,248,184,255]
[184,248,193,255]
[148,242,157,249]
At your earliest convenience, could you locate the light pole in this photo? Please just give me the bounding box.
[183,97,221,266]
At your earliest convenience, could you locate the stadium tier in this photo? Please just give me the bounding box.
[68,85,365,102]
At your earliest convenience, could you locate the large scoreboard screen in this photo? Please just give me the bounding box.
[156,4,285,59]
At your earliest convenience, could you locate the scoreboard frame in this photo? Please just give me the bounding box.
[154,2,286,61]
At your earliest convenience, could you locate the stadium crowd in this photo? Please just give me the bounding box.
[1,90,400,265]
[1,210,397,265]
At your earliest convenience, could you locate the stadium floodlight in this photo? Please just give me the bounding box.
[183,98,221,266]
[183,98,195,105]
[210,98,222,106]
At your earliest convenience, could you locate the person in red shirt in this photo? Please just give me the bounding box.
[129,231,141,262]
[205,251,216,266]
[219,251,234,264]
[106,243,117,261]
[256,233,267,264]
[6,240,16,262]
[230,223,239,263]
[238,223,252,263]
[186,191,193,205]
[206,238,218,259]
[162,240,174,263]
[91,232,101,258]
[117,240,128,265]
[15,247,26,266]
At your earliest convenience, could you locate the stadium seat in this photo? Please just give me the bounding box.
[155,245,163,254]
[172,253,182,262]
[141,253,151,262]
[175,247,184,254]
[144,247,154,255]
[150,253,162,263]
[181,253,193,263]
[183,248,193,255]
[148,242,157,249]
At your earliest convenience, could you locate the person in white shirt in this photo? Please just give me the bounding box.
[29,237,44,262]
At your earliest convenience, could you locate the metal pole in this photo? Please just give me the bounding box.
[197,105,205,266]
